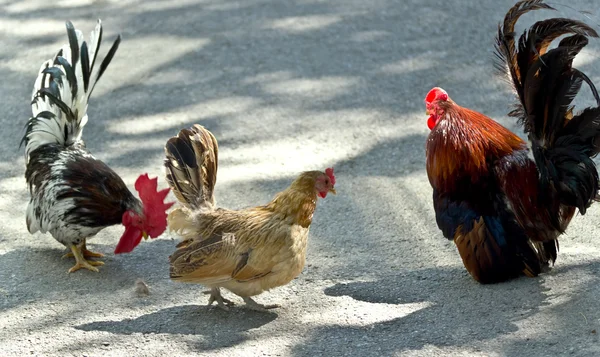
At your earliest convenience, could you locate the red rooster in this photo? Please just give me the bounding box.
[425,0,600,283]
[22,20,173,273]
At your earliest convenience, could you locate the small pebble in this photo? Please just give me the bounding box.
[134,279,150,296]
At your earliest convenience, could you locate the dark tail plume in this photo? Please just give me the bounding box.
[495,0,600,217]
[164,125,219,210]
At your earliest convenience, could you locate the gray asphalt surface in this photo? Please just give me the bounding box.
[1,0,600,356]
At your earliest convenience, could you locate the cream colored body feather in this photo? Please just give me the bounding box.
[164,125,331,307]
[168,191,313,297]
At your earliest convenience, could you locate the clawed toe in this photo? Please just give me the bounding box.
[87,260,104,267]
[66,243,104,273]
[68,261,101,273]
[203,289,278,312]
[207,288,235,311]
[243,297,280,312]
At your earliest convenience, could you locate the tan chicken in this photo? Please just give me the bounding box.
[164,125,336,311]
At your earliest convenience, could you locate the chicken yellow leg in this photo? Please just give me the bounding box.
[66,242,104,273]
[62,238,105,259]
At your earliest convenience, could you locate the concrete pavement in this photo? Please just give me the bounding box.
[1,0,600,356]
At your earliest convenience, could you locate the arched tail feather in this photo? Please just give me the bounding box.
[22,20,121,158]
[496,0,600,215]
[164,125,219,210]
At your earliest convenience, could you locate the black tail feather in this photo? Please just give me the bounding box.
[23,20,121,157]
[90,34,121,98]
[81,41,91,93]
[53,56,77,106]
[574,69,600,106]
[496,0,600,214]
[64,21,79,100]
[37,88,75,121]
[164,125,219,210]
[495,0,555,100]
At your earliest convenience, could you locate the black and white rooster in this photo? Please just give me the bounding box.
[21,20,173,273]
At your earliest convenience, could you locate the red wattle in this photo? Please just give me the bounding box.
[427,115,436,130]
[114,225,143,254]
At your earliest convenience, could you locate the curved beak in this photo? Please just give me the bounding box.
[142,231,149,240]
[329,187,337,195]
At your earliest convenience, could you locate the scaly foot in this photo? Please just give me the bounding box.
[62,241,104,259]
[66,243,105,274]
[68,259,104,273]
[205,288,235,311]
[242,297,280,312]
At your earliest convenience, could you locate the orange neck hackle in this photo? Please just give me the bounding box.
[426,103,526,192]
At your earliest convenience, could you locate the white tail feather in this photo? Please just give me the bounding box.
[22,19,121,159]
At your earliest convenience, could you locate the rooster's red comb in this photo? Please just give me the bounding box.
[135,174,175,238]
[325,167,335,186]
[425,87,448,104]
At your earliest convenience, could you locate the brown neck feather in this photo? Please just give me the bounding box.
[266,174,320,228]
[426,103,526,192]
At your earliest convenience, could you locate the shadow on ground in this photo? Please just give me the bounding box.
[287,260,600,356]
[2,0,600,355]
[76,304,277,350]
[0,238,176,312]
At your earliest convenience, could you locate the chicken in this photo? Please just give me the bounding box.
[425,0,600,283]
[164,125,336,311]
[22,20,173,273]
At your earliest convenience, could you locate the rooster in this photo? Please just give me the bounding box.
[165,125,336,311]
[425,0,600,283]
[22,20,173,273]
